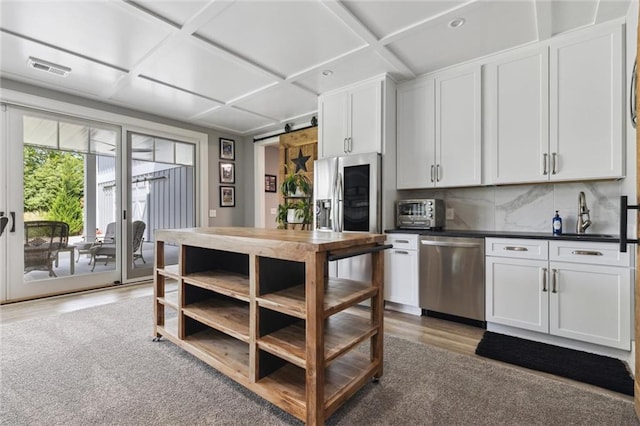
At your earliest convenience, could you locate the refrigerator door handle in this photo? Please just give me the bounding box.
[336,171,343,232]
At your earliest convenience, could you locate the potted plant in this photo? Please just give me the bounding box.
[276,199,312,228]
[280,172,311,197]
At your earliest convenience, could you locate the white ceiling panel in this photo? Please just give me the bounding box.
[137,37,277,103]
[134,0,211,26]
[594,0,631,24]
[387,0,538,75]
[0,0,631,136]
[194,107,276,133]
[233,84,317,121]
[110,76,222,121]
[551,0,598,35]
[0,32,127,98]
[294,48,402,93]
[342,0,468,39]
[0,0,172,69]
[194,0,367,77]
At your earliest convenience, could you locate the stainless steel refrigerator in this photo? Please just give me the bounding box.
[313,152,381,282]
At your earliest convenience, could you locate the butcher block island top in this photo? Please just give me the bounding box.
[153,227,388,425]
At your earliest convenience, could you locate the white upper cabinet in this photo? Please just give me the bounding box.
[549,23,624,181]
[396,64,482,189]
[484,22,624,185]
[486,46,549,184]
[435,64,482,187]
[319,77,384,158]
[396,77,435,189]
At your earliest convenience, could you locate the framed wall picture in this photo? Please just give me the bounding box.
[219,162,235,184]
[265,174,277,193]
[220,186,235,207]
[220,138,235,160]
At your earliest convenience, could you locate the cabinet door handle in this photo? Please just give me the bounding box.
[542,153,548,175]
[436,164,441,182]
[394,239,409,244]
[504,246,528,252]
[343,138,348,153]
[430,165,435,183]
[542,267,547,292]
[394,250,409,255]
[552,269,558,293]
[571,250,603,256]
[348,137,353,153]
[551,152,558,175]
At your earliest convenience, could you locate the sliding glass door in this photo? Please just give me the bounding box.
[125,132,195,279]
[2,106,121,301]
[0,106,198,302]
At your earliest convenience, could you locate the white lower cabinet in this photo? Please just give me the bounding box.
[486,238,631,350]
[384,234,420,314]
[486,255,549,333]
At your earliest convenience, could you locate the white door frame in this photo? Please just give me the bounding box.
[253,136,279,228]
[0,104,8,301]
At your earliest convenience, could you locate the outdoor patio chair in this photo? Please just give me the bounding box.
[90,220,146,271]
[98,222,116,243]
[24,221,69,277]
[69,222,116,265]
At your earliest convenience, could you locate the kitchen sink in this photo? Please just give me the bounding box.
[558,233,615,239]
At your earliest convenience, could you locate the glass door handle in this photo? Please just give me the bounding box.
[0,217,7,237]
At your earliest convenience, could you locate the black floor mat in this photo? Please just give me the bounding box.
[475,331,634,396]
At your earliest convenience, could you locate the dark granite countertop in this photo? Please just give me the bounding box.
[384,228,619,243]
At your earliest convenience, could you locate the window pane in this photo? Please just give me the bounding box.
[131,134,153,161]
[60,122,89,152]
[175,142,194,166]
[23,116,57,148]
[155,138,174,164]
[90,128,116,156]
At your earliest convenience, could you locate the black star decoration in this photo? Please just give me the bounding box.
[292,148,311,173]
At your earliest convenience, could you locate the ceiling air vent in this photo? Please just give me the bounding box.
[26,57,71,77]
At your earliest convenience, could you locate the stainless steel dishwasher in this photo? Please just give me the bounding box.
[419,236,485,324]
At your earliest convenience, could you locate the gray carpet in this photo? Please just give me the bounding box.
[1,296,637,426]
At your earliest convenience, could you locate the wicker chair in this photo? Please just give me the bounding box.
[91,220,146,271]
[24,221,69,277]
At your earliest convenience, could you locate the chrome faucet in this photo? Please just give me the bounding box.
[576,191,592,234]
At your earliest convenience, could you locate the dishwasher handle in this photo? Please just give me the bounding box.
[420,240,482,248]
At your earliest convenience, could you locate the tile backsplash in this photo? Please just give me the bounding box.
[400,180,631,236]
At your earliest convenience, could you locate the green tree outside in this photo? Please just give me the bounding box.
[24,147,84,235]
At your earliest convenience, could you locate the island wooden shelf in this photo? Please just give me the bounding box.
[153,227,387,425]
[258,312,377,368]
[183,298,250,342]
[184,270,250,301]
[157,264,180,280]
[157,291,179,310]
[256,278,378,319]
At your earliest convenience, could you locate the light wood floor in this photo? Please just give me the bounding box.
[0,282,633,402]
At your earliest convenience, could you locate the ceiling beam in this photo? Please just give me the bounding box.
[321,0,416,80]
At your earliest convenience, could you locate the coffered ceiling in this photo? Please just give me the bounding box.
[0,0,632,137]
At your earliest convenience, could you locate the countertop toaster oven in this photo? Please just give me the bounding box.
[396,199,445,230]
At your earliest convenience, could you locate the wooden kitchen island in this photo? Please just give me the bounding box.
[153,227,387,425]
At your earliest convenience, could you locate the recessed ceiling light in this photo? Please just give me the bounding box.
[26,56,71,77]
[322,70,333,76]
[448,18,466,29]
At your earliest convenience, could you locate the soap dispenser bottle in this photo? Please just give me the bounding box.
[552,210,562,235]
